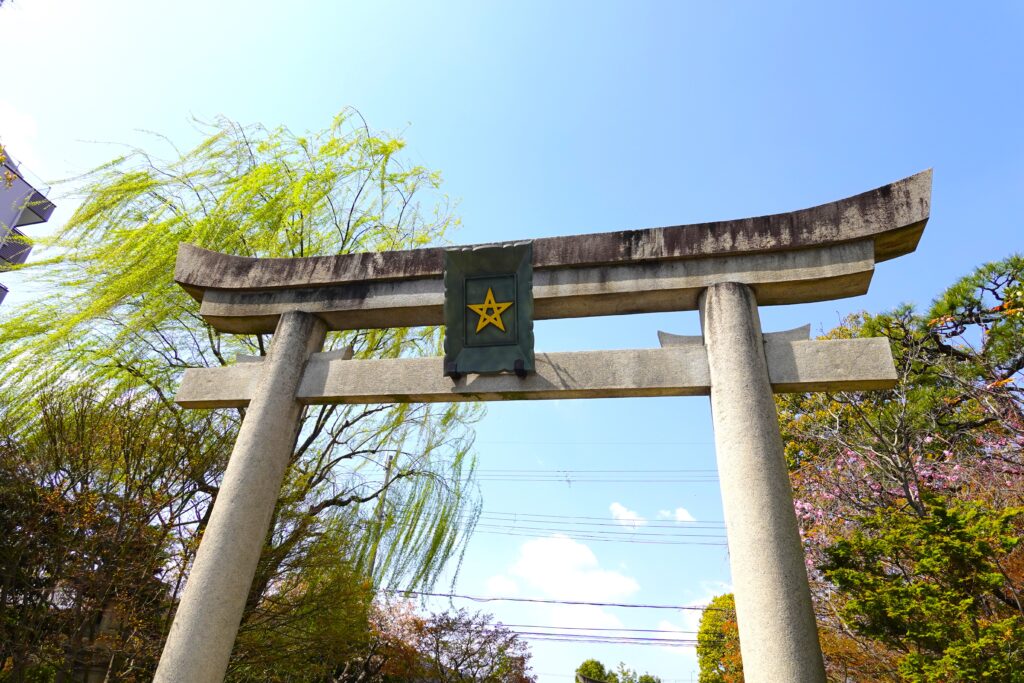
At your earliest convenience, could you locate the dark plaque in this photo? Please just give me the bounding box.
[444,242,534,378]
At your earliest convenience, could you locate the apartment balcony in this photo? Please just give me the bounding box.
[1,155,55,231]
[1,150,55,305]
[0,226,30,265]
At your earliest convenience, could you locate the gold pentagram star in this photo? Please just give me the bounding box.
[467,288,513,333]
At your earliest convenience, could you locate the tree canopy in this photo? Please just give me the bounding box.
[781,256,1024,680]
[0,111,488,680]
[574,659,662,683]
[0,386,219,680]
[698,255,1024,681]
[696,593,742,683]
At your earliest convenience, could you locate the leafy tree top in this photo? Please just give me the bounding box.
[575,659,662,683]
[0,110,481,595]
[0,109,456,399]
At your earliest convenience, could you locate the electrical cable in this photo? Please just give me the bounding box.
[382,589,720,612]
[472,529,727,546]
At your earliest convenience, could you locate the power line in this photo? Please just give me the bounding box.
[474,475,718,483]
[476,440,715,446]
[384,589,719,612]
[475,528,724,540]
[502,624,700,634]
[369,505,726,526]
[534,674,693,683]
[473,529,727,546]
[534,675,693,683]
[477,468,719,473]
[478,509,726,525]
[479,512,725,528]
[362,507,730,545]
[473,474,718,478]
[475,479,717,484]
[511,632,698,646]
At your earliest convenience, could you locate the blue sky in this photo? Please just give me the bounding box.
[2,2,1023,679]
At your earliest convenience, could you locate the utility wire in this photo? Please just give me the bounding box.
[384,589,720,612]
[476,440,715,446]
[370,517,726,538]
[509,632,698,646]
[478,509,726,524]
[471,530,727,546]
[367,505,726,526]
[474,477,718,483]
[478,467,718,471]
[474,523,724,540]
[479,513,725,529]
[362,508,729,545]
[501,624,701,634]
[369,519,729,545]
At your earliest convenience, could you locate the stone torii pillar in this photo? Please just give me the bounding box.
[702,283,824,678]
[159,171,932,683]
[154,312,326,683]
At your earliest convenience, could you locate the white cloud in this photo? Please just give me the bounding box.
[499,534,639,602]
[609,501,647,527]
[484,574,519,595]
[484,535,639,642]
[658,506,697,522]
[549,604,624,630]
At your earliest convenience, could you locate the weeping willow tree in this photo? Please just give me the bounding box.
[0,110,481,676]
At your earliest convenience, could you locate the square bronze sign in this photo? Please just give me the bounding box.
[444,243,534,378]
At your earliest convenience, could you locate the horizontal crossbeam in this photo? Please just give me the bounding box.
[176,338,896,408]
[175,171,931,334]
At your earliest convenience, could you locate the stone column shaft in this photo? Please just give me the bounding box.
[155,311,327,683]
[700,282,826,682]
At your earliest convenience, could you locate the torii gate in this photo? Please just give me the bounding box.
[155,170,932,683]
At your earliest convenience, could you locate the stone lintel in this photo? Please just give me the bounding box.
[176,170,930,296]
[196,241,874,333]
[175,338,896,408]
[176,171,930,333]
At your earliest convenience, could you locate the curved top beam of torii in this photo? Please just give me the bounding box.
[176,169,931,334]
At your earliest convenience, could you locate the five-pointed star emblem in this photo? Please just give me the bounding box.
[467,288,514,333]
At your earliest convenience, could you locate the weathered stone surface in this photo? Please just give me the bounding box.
[767,337,895,392]
[195,240,875,333]
[176,170,930,293]
[154,311,327,683]
[658,323,812,347]
[176,171,930,333]
[175,337,895,408]
[701,282,827,683]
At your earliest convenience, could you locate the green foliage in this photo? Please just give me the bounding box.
[777,254,1024,680]
[417,609,535,682]
[696,594,743,683]
[227,523,377,682]
[0,110,480,590]
[576,659,615,682]
[822,497,1024,681]
[0,386,226,681]
[0,110,453,400]
[927,255,1024,382]
[574,660,661,683]
[0,112,485,678]
[614,664,662,683]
